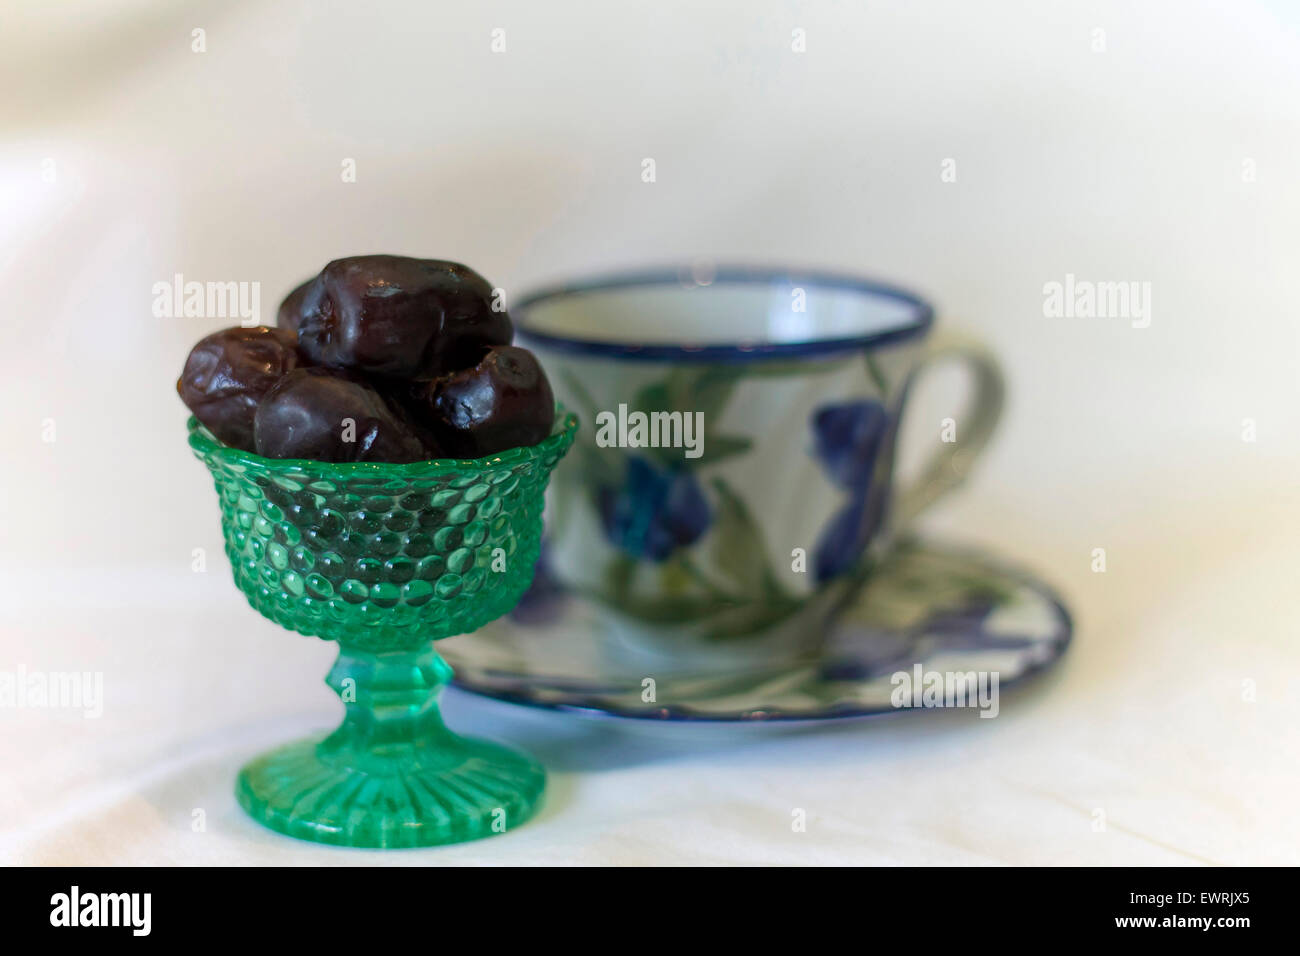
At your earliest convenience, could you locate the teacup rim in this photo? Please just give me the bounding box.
[514,263,935,363]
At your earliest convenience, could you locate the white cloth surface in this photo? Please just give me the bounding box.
[1,0,1298,865]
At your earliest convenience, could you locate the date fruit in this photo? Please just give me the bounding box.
[276,277,316,335]
[254,367,430,463]
[176,325,301,452]
[419,345,554,458]
[180,256,555,464]
[296,255,512,379]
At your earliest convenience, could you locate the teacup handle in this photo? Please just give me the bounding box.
[890,329,1005,529]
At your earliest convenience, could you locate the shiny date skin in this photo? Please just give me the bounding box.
[254,367,430,463]
[276,277,316,336]
[418,345,554,458]
[296,255,512,380]
[176,325,301,452]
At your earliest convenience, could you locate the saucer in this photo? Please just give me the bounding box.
[441,538,1072,723]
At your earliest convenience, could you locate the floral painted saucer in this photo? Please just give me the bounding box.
[440,538,1072,723]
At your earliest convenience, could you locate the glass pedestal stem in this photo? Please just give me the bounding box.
[236,643,545,848]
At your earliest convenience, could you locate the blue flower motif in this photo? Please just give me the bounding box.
[510,540,568,626]
[814,489,889,582]
[597,456,711,562]
[810,399,890,582]
[811,400,889,491]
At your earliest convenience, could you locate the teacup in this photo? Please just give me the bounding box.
[515,265,1003,672]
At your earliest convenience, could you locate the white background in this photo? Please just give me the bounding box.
[1,0,1297,864]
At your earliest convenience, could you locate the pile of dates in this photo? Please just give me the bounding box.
[177,255,554,462]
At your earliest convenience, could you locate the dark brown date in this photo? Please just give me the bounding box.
[253,367,430,463]
[295,255,512,379]
[418,346,554,458]
[276,277,316,336]
[176,325,301,452]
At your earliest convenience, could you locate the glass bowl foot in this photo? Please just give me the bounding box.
[235,645,544,848]
[236,733,545,848]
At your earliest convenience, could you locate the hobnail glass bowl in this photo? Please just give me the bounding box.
[187,407,577,848]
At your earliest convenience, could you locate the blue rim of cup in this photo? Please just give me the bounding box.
[513,264,936,363]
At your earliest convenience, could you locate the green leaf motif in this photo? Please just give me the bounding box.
[846,539,1015,631]
[698,433,751,465]
[616,368,746,469]
[582,474,810,641]
[707,477,786,601]
[865,354,890,396]
[559,369,601,421]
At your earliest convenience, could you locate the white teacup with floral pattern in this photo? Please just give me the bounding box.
[514,266,1003,673]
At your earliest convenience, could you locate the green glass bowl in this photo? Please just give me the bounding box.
[188,408,577,848]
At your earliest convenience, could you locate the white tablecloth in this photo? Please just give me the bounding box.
[2,0,1298,865]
